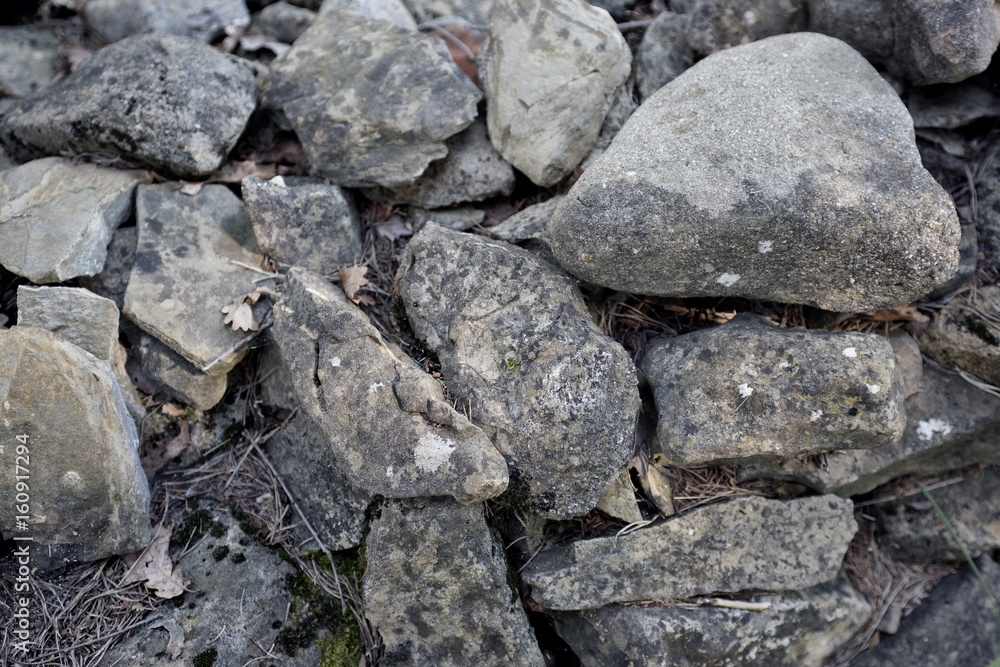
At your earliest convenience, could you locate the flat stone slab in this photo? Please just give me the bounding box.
[920,285,1000,386]
[364,498,545,666]
[553,575,871,667]
[123,183,273,375]
[270,268,509,503]
[17,286,121,362]
[641,314,906,466]
[84,0,250,44]
[0,26,60,97]
[0,157,152,283]
[0,35,257,179]
[397,224,640,518]
[522,495,857,610]
[135,334,228,411]
[549,32,960,312]
[261,9,480,188]
[0,327,150,568]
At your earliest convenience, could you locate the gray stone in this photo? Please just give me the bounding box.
[890,0,1000,85]
[104,508,301,666]
[737,365,1000,496]
[17,286,121,362]
[409,205,485,232]
[924,219,978,300]
[261,9,480,188]
[135,334,228,411]
[320,0,418,29]
[265,412,372,550]
[587,0,629,20]
[636,11,693,101]
[84,0,250,44]
[553,575,871,666]
[977,160,1000,268]
[0,145,15,172]
[642,314,906,466]
[806,0,894,63]
[874,467,1000,562]
[0,327,149,567]
[0,35,258,179]
[0,26,60,97]
[77,225,138,311]
[550,33,960,313]
[685,0,806,56]
[270,268,509,502]
[397,224,640,518]
[852,557,1000,667]
[487,195,562,258]
[480,0,632,186]
[364,498,545,666]
[522,495,857,610]
[364,119,515,208]
[123,184,273,376]
[412,0,493,24]
[595,470,643,524]
[888,329,923,398]
[242,175,363,272]
[908,80,1000,129]
[920,286,1000,386]
[0,157,152,283]
[255,1,317,43]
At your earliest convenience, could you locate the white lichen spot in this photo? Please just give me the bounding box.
[3,400,8,410]
[271,175,286,187]
[758,240,773,254]
[626,170,637,176]
[778,362,790,369]
[330,356,342,368]
[738,383,754,398]
[702,263,716,274]
[386,466,393,477]
[916,418,953,441]
[414,433,456,472]
[743,9,757,24]
[716,273,741,287]
[867,384,880,394]
[842,347,857,358]
[305,287,330,301]
[810,410,823,421]
[688,528,695,536]
[368,382,385,394]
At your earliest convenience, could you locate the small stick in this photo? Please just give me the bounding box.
[418,23,476,62]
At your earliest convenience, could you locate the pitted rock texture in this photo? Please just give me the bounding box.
[479,0,632,186]
[0,327,149,568]
[363,119,515,208]
[0,26,60,97]
[123,184,273,376]
[641,314,906,466]
[919,285,1000,386]
[636,11,693,101]
[0,157,152,283]
[397,224,640,518]
[364,498,545,666]
[270,268,509,503]
[738,365,1000,496]
[685,0,806,56]
[84,0,250,44]
[550,32,960,312]
[242,175,363,273]
[553,575,870,667]
[261,9,480,188]
[521,495,857,610]
[0,35,257,179]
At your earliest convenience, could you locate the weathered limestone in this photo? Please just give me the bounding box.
[84,0,250,44]
[920,285,1000,386]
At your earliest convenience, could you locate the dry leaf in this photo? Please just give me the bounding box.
[207,160,278,184]
[339,264,370,305]
[178,181,203,196]
[239,34,291,55]
[141,421,190,477]
[375,215,412,241]
[222,295,260,332]
[149,619,185,659]
[124,525,189,599]
[864,305,930,323]
[161,403,185,417]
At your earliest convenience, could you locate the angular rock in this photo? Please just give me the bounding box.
[17,286,121,362]
[265,412,372,550]
[270,268,509,502]
[806,0,894,63]
[0,35,258,179]
[487,195,562,259]
[397,224,640,518]
[0,327,149,567]
[261,9,480,188]
[685,0,806,56]
[77,225,138,311]
[408,205,485,232]
[0,145,15,172]
[242,175,363,272]
[0,157,152,283]
[636,11,693,101]
[978,160,1000,268]
[553,575,871,666]
[595,470,643,524]
[480,0,632,186]
[522,495,857,610]
[256,1,317,43]
[550,33,961,312]
[123,184,274,375]
[642,314,906,466]
[135,334,228,411]
[737,365,1000,496]
[908,80,1000,129]
[887,329,923,398]
[0,26,60,97]
[364,119,515,208]
[874,467,1000,562]
[320,0,418,29]
[851,557,1000,667]
[364,498,545,666]
[84,0,250,44]
[920,286,1000,386]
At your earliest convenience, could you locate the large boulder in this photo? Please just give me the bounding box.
[0,158,152,283]
[521,495,857,610]
[84,0,250,44]
[270,268,509,503]
[0,327,149,568]
[364,498,545,666]
[549,32,960,312]
[261,9,480,188]
[641,314,906,466]
[0,35,258,179]
[397,224,640,518]
[479,0,632,186]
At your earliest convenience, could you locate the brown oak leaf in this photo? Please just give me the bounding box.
[222,295,260,332]
[123,525,189,599]
[339,264,371,305]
